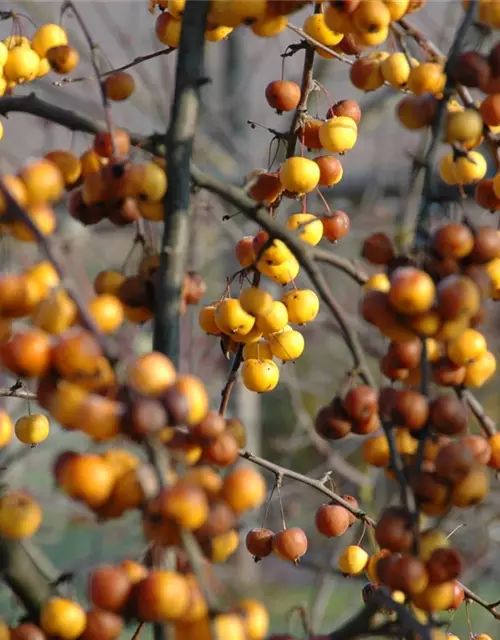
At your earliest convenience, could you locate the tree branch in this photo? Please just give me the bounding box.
[153,1,209,365]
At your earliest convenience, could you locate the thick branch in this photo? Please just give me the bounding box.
[153,1,209,365]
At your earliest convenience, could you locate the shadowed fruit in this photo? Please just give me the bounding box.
[246,528,274,559]
[375,506,414,552]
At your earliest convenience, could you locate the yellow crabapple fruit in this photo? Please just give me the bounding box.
[15,414,50,445]
[0,491,42,539]
[251,16,288,38]
[239,287,274,318]
[338,545,369,575]
[31,23,68,57]
[4,47,40,83]
[215,299,256,336]
[243,340,273,361]
[281,289,320,324]
[255,301,288,335]
[279,157,320,194]
[447,328,487,366]
[303,13,344,47]
[319,117,358,154]
[464,351,496,388]
[268,329,305,361]
[381,52,412,88]
[286,213,324,246]
[241,359,279,393]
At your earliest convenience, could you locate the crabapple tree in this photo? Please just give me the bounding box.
[0,1,500,640]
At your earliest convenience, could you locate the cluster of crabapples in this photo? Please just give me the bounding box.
[0,338,274,638]
[199,282,320,392]
[0,22,79,97]
[0,557,270,640]
[393,39,500,195]
[150,0,424,50]
[360,221,500,389]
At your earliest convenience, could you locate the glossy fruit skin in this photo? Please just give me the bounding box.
[89,565,132,612]
[272,527,308,563]
[265,80,301,112]
[136,571,190,621]
[15,414,50,445]
[338,545,369,575]
[221,467,266,513]
[241,359,279,393]
[375,506,414,552]
[246,527,274,558]
[40,597,87,639]
[315,504,350,537]
[279,157,320,194]
[32,23,68,57]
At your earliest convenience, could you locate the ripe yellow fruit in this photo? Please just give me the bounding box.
[446,109,484,147]
[0,409,13,447]
[464,350,496,387]
[412,582,455,612]
[31,23,68,57]
[419,529,449,562]
[44,150,82,186]
[15,414,50,445]
[199,306,221,335]
[0,491,42,539]
[238,599,269,640]
[243,340,273,361]
[168,0,185,17]
[40,597,87,639]
[255,301,288,335]
[251,16,288,37]
[268,329,305,361]
[364,273,391,293]
[454,151,487,184]
[286,213,323,246]
[338,545,369,575]
[439,153,457,185]
[239,287,274,318]
[407,62,446,96]
[381,52,412,88]
[303,13,344,46]
[156,13,182,47]
[447,328,487,366]
[279,157,320,194]
[319,117,358,153]
[0,41,7,66]
[241,359,279,392]
[4,47,40,83]
[383,0,410,19]
[281,289,320,324]
[206,25,234,41]
[353,0,391,33]
[215,298,256,336]
[258,256,300,285]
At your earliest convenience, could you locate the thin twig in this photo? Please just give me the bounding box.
[53,46,174,86]
[239,448,376,528]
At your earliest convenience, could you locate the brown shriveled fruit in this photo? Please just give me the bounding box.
[189,410,226,442]
[201,432,239,467]
[81,608,124,640]
[448,51,491,88]
[342,385,378,423]
[431,357,466,387]
[361,233,395,265]
[382,555,429,596]
[245,528,274,559]
[375,506,414,552]
[436,275,481,321]
[391,390,429,431]
[386,339,422,369]
[429,395,467,436]
[314,400,352,440]
[426,547,463,583]
[475,179,500,211]
[469,226,500,263]
[434,441,475,485]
